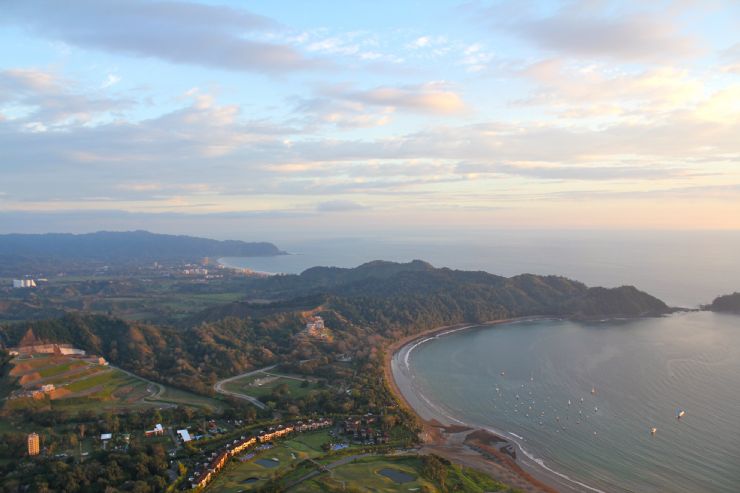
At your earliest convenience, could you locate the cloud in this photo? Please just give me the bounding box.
[316,200,368,212]
[455,162,689,181]
[0,68,131,125]
[720,42,740,74]
[4,0,326,73]
[101,74,121,88]
[461,44,494,73]
[482,1,700,62]
[293,97,393,129]
[516,60,704,117]
[1,70,738,214]
[321,82,467,115]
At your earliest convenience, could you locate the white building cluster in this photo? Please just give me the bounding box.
[12,279,36,288]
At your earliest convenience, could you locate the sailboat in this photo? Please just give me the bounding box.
[651,427,657,435]
[591,386,596,395]
[676,408,686,419]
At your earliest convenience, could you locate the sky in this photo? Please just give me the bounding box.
[1,0,739,237]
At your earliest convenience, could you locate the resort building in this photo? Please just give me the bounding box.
[177,429,192,442]
[12,279,36,288]
[27,433,40,456]
[145,424,164,437]
[188,418,332,490]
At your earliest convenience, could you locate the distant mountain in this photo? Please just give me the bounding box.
[0,230,285,263]
[705,292,740,313]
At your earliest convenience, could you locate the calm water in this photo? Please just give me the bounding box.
[407,312,740,493]
[221,231,740,307]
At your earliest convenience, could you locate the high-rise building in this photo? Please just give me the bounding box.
[27,432,40,456]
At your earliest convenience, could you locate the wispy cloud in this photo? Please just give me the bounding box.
[480,1,701,62]
[3,0,327,73]
[316,200,368,212]
[322,82,468,115]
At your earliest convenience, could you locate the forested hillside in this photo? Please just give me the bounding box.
[1,261,671,396]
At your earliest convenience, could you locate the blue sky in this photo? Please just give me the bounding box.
[1,0,739,236]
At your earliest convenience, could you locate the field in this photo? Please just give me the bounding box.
[222,371,319,400]
[287,455,512,493]
[205,430,335,492]
[0,273,252,323]
[5,354,222,413]
[291,456,431,493]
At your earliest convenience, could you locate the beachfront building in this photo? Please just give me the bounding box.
[27,433,40,456]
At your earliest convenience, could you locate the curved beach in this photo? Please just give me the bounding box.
[386,319,599,493]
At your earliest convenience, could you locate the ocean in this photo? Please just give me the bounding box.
[401,313,740,493]
[223,230,740,491]
[221,230,740,307]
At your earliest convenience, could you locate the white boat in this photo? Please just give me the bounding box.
[591,387,596,395]
[676,409,686,419]
[651,427,657,435]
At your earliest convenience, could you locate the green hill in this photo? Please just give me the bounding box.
[1,261,671,396]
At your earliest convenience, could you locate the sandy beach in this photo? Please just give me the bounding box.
[385,319,600,493]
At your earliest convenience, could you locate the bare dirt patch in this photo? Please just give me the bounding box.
[19,372,42,385]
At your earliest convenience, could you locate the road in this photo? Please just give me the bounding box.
[213,364,277,410]
[110,365,175,408]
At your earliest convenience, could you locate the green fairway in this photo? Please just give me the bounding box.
[222,372,318,400]
[297,456,429,493]
[289,455,511,493]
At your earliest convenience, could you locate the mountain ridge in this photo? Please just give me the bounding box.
[0,230,285,262]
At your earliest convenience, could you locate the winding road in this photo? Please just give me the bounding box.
[213,364,277,410]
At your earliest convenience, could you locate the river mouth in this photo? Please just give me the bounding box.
[396,311,740,493]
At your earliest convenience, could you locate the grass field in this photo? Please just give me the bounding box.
[289,455,511,493]
[291,456,431,493]
[222,372,319,400]
[150,386,224,413]
[6,354,222,414]
[205,430,334,492]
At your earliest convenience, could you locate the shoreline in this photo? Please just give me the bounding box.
[384,317,600,493]
[216,257,279,276]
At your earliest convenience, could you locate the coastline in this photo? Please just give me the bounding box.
[216,256,278,276]
[384,318,600,493]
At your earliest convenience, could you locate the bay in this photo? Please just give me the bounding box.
[405,312,740,493]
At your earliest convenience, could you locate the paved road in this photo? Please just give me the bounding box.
[213,365,277,410]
